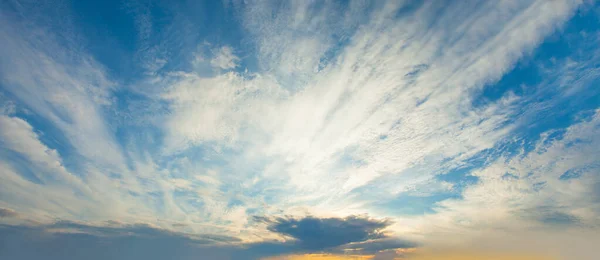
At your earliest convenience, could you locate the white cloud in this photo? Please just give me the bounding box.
[0,116,82,187]
[0,6,167,226]
[161,71,285,151]
[159,0,581,212]
[0,115,112,222]
[395,109,600,257]
[0,114,153,224]
[0,13,126,172]
[210,46,240,70]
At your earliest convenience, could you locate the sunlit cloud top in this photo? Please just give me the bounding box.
[1,0,599,259]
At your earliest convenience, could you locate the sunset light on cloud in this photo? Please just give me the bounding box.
[1,0,600,259]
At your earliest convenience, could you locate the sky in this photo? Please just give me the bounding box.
[0,0,599,259]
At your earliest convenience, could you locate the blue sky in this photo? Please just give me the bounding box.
[0,0,599,259]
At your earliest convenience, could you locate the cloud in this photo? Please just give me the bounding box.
[0,116,88,189]
[0,208,17,218]
[0,223,243,260]
[0,1,125,173]
[255,215,398,251]
[337,238,417,255]
[401,110,600,259]
[0,221,398,260]
[153,2,586,224]
[43,220,241,243]
[211,46,240,70]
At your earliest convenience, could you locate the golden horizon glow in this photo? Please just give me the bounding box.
[262,253,374,260]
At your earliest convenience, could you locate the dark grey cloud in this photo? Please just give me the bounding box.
[0,223,243,260]
[171,222,188,228]
[0,207,18,218]
[45,220,240,244]
[0,216,416,260]
[254,215,394,250]
[0,221,307,260]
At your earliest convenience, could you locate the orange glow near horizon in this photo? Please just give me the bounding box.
[262,253,374,260]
